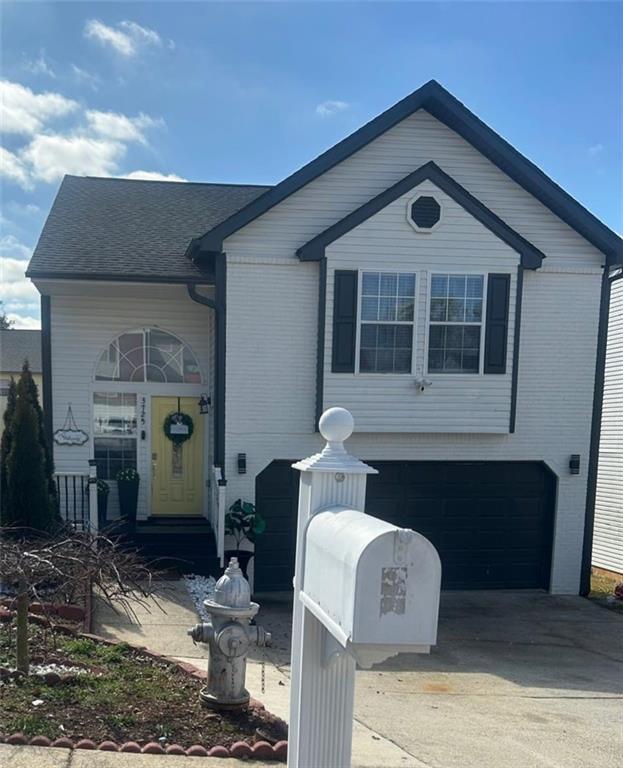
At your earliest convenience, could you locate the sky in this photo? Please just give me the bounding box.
[1,1,621,329]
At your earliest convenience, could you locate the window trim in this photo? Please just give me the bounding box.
[424,270,490,377]
[406,193,443,234]
[354,269,418,376]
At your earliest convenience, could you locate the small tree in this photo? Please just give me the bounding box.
[0,528,162,673]
[20,360,57,505]
[0,303,14,329]
[0,377,17,520]
[4,374,56,532]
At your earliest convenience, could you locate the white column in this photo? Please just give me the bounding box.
[288,408,377,768]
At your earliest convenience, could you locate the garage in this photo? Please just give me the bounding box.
[254,460,556,593]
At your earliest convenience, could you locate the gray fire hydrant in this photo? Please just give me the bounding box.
[187,557,271,709]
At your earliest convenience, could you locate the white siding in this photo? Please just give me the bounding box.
[323,179,519,432]
[593,278,623,574]
[48,284,215,521]
[222,106,605,593]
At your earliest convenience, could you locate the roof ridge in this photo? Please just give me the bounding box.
[73,175,272,189]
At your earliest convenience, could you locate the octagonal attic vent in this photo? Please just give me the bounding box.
[408,195,441,232]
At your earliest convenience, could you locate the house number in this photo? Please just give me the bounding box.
[140,397,146,426]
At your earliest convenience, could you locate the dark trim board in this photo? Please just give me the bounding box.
[26,271,215,285]
[315,258,327,429]
[509,267,524,433]
[40,295,53,451]
[580,267,614,595]
[190,80,621,264]
[298,162,544,269]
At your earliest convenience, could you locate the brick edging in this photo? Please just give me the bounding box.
[0,623,288,761]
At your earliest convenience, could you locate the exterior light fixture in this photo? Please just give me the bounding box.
[198,394,210,414]
[237,453,247,474]
[569,455,580,475]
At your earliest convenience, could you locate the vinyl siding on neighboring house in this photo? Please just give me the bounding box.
[45,285,215,521]
[222,108,604,594]
[323,179,519,433]
[593,277,623,574]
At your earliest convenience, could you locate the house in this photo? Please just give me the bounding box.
[0,329,42,418]
[26,80,622,595]
[592,273,623,577]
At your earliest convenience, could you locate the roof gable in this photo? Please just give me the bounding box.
[297,161,544,269]
[191,80,621,264]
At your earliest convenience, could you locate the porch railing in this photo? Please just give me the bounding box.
[55,462,98,533]
[211,465,226,566]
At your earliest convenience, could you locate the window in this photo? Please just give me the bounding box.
[93,392,137,480]
[95,328,201,383]
[0,378,10,397]
[359,272,416,373]
[428,274,484,373]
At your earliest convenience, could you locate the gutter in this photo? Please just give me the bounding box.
[187,261,227,479]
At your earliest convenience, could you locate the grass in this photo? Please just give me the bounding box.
[0,619,287,748]
[589,568,623,613]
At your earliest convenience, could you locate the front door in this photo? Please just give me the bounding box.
[151,396,204,516]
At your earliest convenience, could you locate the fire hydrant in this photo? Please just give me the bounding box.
[187,557,271,709]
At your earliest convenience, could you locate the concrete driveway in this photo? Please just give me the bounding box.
[254,591,623,768]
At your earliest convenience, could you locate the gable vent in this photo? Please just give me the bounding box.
[410,195,441,230]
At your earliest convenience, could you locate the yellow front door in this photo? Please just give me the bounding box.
[151,396,204,516]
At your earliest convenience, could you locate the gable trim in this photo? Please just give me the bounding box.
[297,162,545,269]
[189,80,621,264]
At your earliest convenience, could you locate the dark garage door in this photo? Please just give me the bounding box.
[254,460,556,592]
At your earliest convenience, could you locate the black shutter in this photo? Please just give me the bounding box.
[484,273,510,374]
[332,270,358,373]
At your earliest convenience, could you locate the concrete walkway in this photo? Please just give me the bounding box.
[92,579,422,768]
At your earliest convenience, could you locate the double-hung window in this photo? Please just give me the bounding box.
[428,274,484,373]
[359,271,416,373]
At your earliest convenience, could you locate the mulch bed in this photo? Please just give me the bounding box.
[0,616,287,759]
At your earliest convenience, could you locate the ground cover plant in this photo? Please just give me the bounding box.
[0,620,287,748]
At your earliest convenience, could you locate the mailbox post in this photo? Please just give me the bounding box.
[288,407,441,768]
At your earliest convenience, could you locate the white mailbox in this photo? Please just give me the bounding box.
[301,506,441,668]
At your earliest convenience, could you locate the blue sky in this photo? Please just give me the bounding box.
[1,1,621,328]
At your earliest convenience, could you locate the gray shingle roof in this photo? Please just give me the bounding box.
[26,176,271,282]
[0,330,42,373]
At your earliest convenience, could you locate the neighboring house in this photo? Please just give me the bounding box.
[0,329,42,418]
[26,81,621,595]
[593,274,623,576]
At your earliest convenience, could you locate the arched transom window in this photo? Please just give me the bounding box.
[95,328,201,384]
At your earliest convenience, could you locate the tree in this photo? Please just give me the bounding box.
[20,360,57,505]
[0,528,161,673]
[3,370,57,531]
[0,378,17,520]
[0,303,14,330]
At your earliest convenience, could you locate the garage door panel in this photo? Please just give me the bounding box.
[255,460,554,592]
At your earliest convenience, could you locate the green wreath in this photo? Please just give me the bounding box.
[163,411,194,445]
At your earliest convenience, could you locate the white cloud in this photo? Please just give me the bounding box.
[0,80,78,135]
[7,313,41,330]
[84,19,171,58]
[1,236,39,327]
[123,170,186,182]
[24,50,56,78]
[22,134,126,183]
[0,146,32,189]
[588,143,604,157]
[316,100,350,117]
[85,110,162,144]
[71,64,101,91]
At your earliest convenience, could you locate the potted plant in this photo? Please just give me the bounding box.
[224,499,266,578]
[116,467,139,528]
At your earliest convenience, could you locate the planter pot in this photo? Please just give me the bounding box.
[96,493,108,530]
[224,549,253,579]
[117,480,139,527]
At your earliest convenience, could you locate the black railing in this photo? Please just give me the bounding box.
[55,473,90,531]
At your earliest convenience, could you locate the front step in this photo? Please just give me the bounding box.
[127,518,223,577]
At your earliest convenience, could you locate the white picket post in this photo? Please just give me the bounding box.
[288,408,377,768]
[88,459,98,534]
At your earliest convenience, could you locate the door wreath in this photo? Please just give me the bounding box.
[163,411,194,445]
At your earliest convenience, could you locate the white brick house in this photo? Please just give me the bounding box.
[27,81,622,594]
